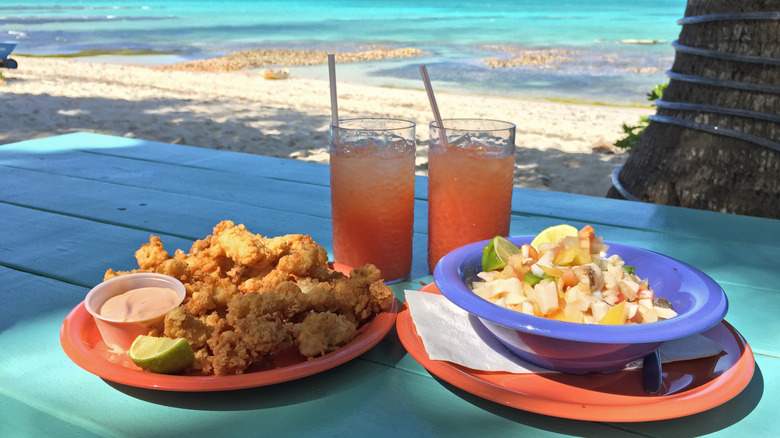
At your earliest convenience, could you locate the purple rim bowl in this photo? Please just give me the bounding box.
[432,236,728,374]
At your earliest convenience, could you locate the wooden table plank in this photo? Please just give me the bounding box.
[1,166,335,240]
[2,152,334,218]
[4,132,777,247]
[507,188,779,248]
[0,393,104,438]
[0,132,428,200]
[0,163,430,235]
[0,203,197,286]
[1,132,332,187]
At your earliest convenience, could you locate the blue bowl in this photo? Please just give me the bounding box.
[432,236,728,374]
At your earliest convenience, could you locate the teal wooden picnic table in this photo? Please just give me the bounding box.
[1,132,777,437]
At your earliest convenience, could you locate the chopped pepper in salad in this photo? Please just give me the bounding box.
[472,225,677,325]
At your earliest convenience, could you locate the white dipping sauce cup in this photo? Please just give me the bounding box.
[84,273,186,351]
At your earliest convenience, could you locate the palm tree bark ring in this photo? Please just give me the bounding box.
[654,100,780,124]
[672,40,780,66]
[647,114,780,152]
[610,166,641,202]
[665,70,780,94]
[677,11,780,25]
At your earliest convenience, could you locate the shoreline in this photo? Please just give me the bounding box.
[0,56,654,197]
[12,44,670,107]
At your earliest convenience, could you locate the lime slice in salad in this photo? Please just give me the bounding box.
[129,335,194,374]
[482,236,521,272]
[530,224,579,250]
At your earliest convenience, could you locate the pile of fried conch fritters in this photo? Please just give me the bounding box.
[104,220,395,376]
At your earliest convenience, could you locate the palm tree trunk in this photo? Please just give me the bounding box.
[607,0,780,219]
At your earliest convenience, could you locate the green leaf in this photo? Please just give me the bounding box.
[614,83,666,151]
[647,83,667,101]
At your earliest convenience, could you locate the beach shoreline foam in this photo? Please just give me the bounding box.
[0,55,653,197]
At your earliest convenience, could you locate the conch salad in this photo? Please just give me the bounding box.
[472,225,678,325]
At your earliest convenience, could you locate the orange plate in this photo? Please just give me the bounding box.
[60,263,398,392]
[62,300,397,391]
[396,283,754,422]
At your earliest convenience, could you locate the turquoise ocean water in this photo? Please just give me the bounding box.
[1,0,687,104]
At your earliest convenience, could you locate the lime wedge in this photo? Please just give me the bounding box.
[482,236,521,272]
[129,335,194,374]
[530,224,579,249]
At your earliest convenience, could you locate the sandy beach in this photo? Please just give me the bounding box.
[0,56,653,197]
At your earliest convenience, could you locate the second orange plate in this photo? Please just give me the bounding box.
[396,283,754,422]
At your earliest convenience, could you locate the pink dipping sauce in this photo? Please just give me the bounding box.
[98,286,180,322]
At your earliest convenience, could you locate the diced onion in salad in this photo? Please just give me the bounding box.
[471,225,677,325]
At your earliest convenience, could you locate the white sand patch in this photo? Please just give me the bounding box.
[0,58,653,197]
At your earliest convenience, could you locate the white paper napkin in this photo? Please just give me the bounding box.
[405,289,723,374]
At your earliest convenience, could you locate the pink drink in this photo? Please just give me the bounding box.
[330,119,416,283]
[427,119,516,272]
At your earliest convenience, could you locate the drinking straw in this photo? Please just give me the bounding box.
[419,65,447,146]
[328,54,339,128]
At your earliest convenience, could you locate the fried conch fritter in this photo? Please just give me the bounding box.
[104,220,394,375]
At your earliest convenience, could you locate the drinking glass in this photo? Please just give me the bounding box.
[330,118,416,283]
[427,118,516,273]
